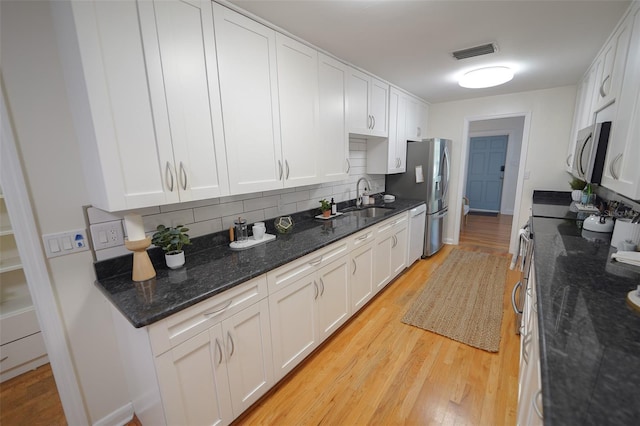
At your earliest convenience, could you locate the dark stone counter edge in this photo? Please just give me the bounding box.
[94,198,425,328]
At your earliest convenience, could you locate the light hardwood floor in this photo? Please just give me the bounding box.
[0,213,516,426]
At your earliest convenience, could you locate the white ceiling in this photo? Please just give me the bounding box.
[228,0,632,103]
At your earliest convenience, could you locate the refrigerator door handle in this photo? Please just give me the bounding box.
[442,145,451,200]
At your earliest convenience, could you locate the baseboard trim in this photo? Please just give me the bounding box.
[93,402,134,426]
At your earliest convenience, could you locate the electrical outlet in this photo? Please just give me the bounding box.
[90,220,125,250]
[42,229,90,258]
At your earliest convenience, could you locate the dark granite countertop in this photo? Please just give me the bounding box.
[531,194,640,425]
[94,198,424,328]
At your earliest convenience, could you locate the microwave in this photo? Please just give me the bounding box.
[571,121,612,184]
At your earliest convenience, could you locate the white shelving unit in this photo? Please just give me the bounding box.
[0,187,48,383]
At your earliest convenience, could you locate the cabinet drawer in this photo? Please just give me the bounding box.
[148,275,267,356]
[267,240,348,294]
[0,332,47,375]
[376,212,408,238]
[0,307,40,346]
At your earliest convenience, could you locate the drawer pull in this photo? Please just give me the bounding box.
[357,234,369,241]
[204,299,233,317]
[0,356,8,362]
[309,257,322,266]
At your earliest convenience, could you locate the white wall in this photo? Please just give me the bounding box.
[468,116,525,215]
[429,85,577,249]
[1,1,138,423]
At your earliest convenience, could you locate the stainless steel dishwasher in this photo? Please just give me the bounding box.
[407,203,427,265]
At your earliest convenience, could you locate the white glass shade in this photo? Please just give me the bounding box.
[459,66,514,88]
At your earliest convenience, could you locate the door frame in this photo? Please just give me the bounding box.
[465,134,509,213]
[453,112,531,255]
[1,85,89,424]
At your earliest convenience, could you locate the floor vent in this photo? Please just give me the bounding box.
[452,43,497,60]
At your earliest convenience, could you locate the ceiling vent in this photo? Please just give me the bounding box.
[452,43,497,60]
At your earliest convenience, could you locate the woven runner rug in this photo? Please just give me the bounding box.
[402,249,510,352]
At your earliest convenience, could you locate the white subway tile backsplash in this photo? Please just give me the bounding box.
[281,190,310,204]
[194,201,243,222]
[88,146,387,259]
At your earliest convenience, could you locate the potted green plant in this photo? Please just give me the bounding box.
[151,224,191,269]
[569,177,586,202]
[319,199,332,217]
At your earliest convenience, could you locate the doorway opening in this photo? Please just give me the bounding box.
[457,115,528,254]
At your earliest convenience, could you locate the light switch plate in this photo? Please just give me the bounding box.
[42,229,89,258]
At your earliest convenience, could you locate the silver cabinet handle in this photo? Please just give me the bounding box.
[352,259,357,275]
[285,160,290,180]
[392,235,398,248]
[511,281,523,314]
[313,281,319,300]
[179,162,188,191]
[204,299,233,317]
[372,115,376,129]
[357,234,369,241]
[522,331,531,365]
[533,390,543,419]
[227,331,234,358]
[0,356,8,362]
[566,154,572,167]
[215,338,223,366]
[599,74,610,98]
[369,115,373,129]
[278,160,283,180]
[165,161,174,192]
[309,256,322,266]
[610,153,622,180]
[319,277,325,296]
[577,133,592,177]
[346,158,351,173]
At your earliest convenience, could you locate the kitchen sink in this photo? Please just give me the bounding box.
[343,206,395,218]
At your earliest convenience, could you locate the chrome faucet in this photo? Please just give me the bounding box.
[356,177,372,208]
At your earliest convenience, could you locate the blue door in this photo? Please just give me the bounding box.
[466,135,508,212]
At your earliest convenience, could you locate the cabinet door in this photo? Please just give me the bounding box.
[58,0,174,210]
[347,67,372,135]
[317,257,350,340]
[268,273,318,381]
[405,96,420,142]
[601,6,640,200]
[366,88,405,174]
[148,0,229,202]
[350,240,374,313]
[369,77,389,137]
[276,34,320,187]
[594,18,632,111]
[213,4,283,194]
[222,299,274,416]
[318,53,349,181]
[155,324,233,426]
[373,234,393,292]
[390,225,408,277]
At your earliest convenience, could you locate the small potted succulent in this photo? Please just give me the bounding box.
[151,225,191,269]
[319,199,332,217]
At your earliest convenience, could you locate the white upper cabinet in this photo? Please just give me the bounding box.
[601,4,640,200]
[592,17,632,112]
[141,0,229,203]
[366,87,407,174]
[318,53,350,181]
[405,96,429,142]
[55,0,229,211]
[347,68,389,137]
[276,34,321,187]
[213,3,283,194]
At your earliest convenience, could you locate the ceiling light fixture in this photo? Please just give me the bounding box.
[459,66,514,89]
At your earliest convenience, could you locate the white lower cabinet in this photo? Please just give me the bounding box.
[373,213,408,292]
[116,212,413,425]
[517,264,543,426]
[155,298,273,425]
[349,229,375,313]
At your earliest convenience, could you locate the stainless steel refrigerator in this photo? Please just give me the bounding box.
[385,138,451,257]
